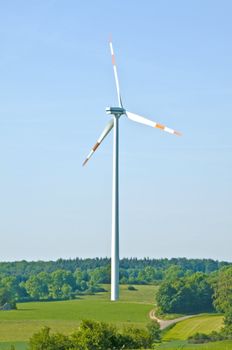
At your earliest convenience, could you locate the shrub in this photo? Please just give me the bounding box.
[127,285,137,291]
[188,332,211,344]
[29,320,161,349]
[188,329,230,344]
[224,307,232,327]
[29,327,72,350]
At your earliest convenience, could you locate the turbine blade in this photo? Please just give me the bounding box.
[126,111,181,136]
[82,119,114,166]
[109,38,123,108]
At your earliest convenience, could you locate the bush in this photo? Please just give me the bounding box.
[188,328,231,344]
[0,288,17,310]
[127,285,137,291]
[71,320,119,350]
[188,332,211,344]
[224,307,232,327]
[29,320,161,349]
[29,327,72,350]
[146,321,161,343]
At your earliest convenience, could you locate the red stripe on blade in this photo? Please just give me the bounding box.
[156,123,165,130]
[92,142,100,151]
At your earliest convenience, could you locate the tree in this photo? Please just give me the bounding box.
[89,266,110,284]
[61,284,73,299]
[164,265,185,281]
[224,307,232,327]
[156,281,177,313]
[156,272,214,314]
[29,326,72,350]
[0,276,26,300]
[24,272,50,300]
[214,267,232,313]
[0,287,17,309]
[120,322,160,349]
[29,320,160,349]
[71,320,118,350]
[49,270,75,299]
[146,320,161,343]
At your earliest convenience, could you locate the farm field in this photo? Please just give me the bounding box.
[0,284,156,343]
[0,342,26,350]
[156,340,232,349]
[1,340,232,350]
[163,314,224,341]
[0,285,226,350]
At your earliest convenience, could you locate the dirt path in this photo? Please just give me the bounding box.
[149,309,194,330]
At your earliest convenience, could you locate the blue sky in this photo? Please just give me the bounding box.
[0,0,231,261]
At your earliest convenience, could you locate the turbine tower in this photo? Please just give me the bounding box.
[83,40,181,301]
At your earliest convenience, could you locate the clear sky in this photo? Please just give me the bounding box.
[0,0,231,262]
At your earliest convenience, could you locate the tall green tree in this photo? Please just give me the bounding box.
[24,272,50,299]
[0,287,16,309]
[50,270,75,299]
[156,272,213,314]
[214,266,232,313]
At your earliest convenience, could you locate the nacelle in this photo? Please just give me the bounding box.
[106,107,126,116]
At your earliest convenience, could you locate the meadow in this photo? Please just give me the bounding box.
[163,314,224,341]
[0,284,156,344]
[0,284,227,350]
[156,340,232,349]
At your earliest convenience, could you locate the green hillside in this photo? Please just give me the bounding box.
[0,284,156,342]
[163,314,224,341]
[0,285,227,350]
[156,340,232,349]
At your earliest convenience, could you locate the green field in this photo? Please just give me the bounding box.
[0,284,156,343]
[1,340,232,350]
[163,314,224,341]
[0,285,227,350]
[156,340,232,349]
[0,342,26,350]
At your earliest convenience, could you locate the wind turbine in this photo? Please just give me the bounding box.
[83,40,181,301]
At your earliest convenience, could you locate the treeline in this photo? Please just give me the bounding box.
[156,272,214,314]
[0,257,231,308]
[0,257,229,277]
[156,266,232,315]
[0,268,108,305]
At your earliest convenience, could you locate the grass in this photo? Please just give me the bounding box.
[0,342,27,350]
[156,340,232,349]
[155,340,232,350]
[0,285,226,350]
[0,284,157,342]
[163,314,224,341]
[1,340,232,350]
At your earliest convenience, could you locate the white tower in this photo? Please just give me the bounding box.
[82,40,181,301]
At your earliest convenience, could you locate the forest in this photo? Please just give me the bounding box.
[1,258,232,348]
[0,257,231,312]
